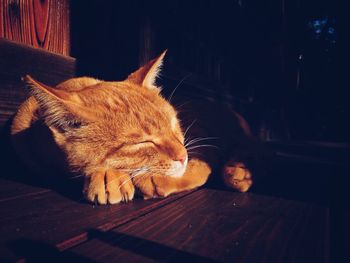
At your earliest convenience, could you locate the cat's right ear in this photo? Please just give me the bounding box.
[24,75,97,130]
[126,50,167,91]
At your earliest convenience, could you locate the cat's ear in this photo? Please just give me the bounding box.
[126,50,167,90]
[24,75,96,131]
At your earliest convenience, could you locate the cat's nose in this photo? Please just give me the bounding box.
[175,152,188,165]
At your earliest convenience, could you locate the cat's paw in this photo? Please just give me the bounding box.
[223,161,252,192]
[151,176,176,198]
[149,159,211,198]
[133,174,178,199]
[84,170,135,205]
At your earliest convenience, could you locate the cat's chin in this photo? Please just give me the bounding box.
[166,158,188,178]
[167,168,185,178]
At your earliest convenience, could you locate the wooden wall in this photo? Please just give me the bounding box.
[0,0,70,56]
[0,39,75,128]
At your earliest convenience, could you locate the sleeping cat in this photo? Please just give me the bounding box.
[11,51,253,205]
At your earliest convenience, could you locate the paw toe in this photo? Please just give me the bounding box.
[120,181,135,203]
[84,173,108,204]
[106,189,122,204]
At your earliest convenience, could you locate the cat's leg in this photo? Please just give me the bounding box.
[84,170,135,205]
[222,160,252,192]
[132,174,159,200]
[135,159,211,199]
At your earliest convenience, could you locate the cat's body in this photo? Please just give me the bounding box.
[11,52,254,204]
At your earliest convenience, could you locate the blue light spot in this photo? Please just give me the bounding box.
[328,27,335,34]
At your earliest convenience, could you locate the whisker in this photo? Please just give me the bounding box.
[183,120,197,144]
[186,144,219,151]
[105,166,181,188]
[185,137,218,148]
[118,171,148,189]
[70,174,84,179]
[71,164,182,184]
[127,169,169,186]
[168,73,192,102]
[102,167,148,188]
[185,137,210,147]
[173,101,191,112]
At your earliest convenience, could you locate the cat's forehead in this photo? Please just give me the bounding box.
[78,81,177,122]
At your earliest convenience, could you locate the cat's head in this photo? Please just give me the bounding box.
[26,51,188,178]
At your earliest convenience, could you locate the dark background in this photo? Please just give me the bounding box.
[70,0,346,143]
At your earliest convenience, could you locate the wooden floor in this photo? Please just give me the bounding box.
[0,177,329,263]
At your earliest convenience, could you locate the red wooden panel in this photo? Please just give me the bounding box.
[0,0,70,56]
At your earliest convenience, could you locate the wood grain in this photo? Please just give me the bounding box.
[0,0,70,56]
[0,184,195,261]
[0,178,50,201]
[69,189,329,263]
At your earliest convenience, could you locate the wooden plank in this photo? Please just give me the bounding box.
[0,185,195,262]
[0,178,49,201]
[0,38,75,127]
[69,189,329,263]
[0,0,70,55]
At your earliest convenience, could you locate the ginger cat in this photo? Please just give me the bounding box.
[11,51,253,205]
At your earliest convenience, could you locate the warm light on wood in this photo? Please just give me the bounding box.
[0,0,70,56]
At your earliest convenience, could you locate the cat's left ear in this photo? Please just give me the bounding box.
[126,50,167,90]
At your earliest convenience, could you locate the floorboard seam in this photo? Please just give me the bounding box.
[55,189,201,252]
[0,189,51,203]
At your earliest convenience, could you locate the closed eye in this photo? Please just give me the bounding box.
[136,140,156,146]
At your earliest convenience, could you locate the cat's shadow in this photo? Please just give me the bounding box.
[0,118,85,203]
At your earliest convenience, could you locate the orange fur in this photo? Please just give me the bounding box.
[11,51,214,204]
